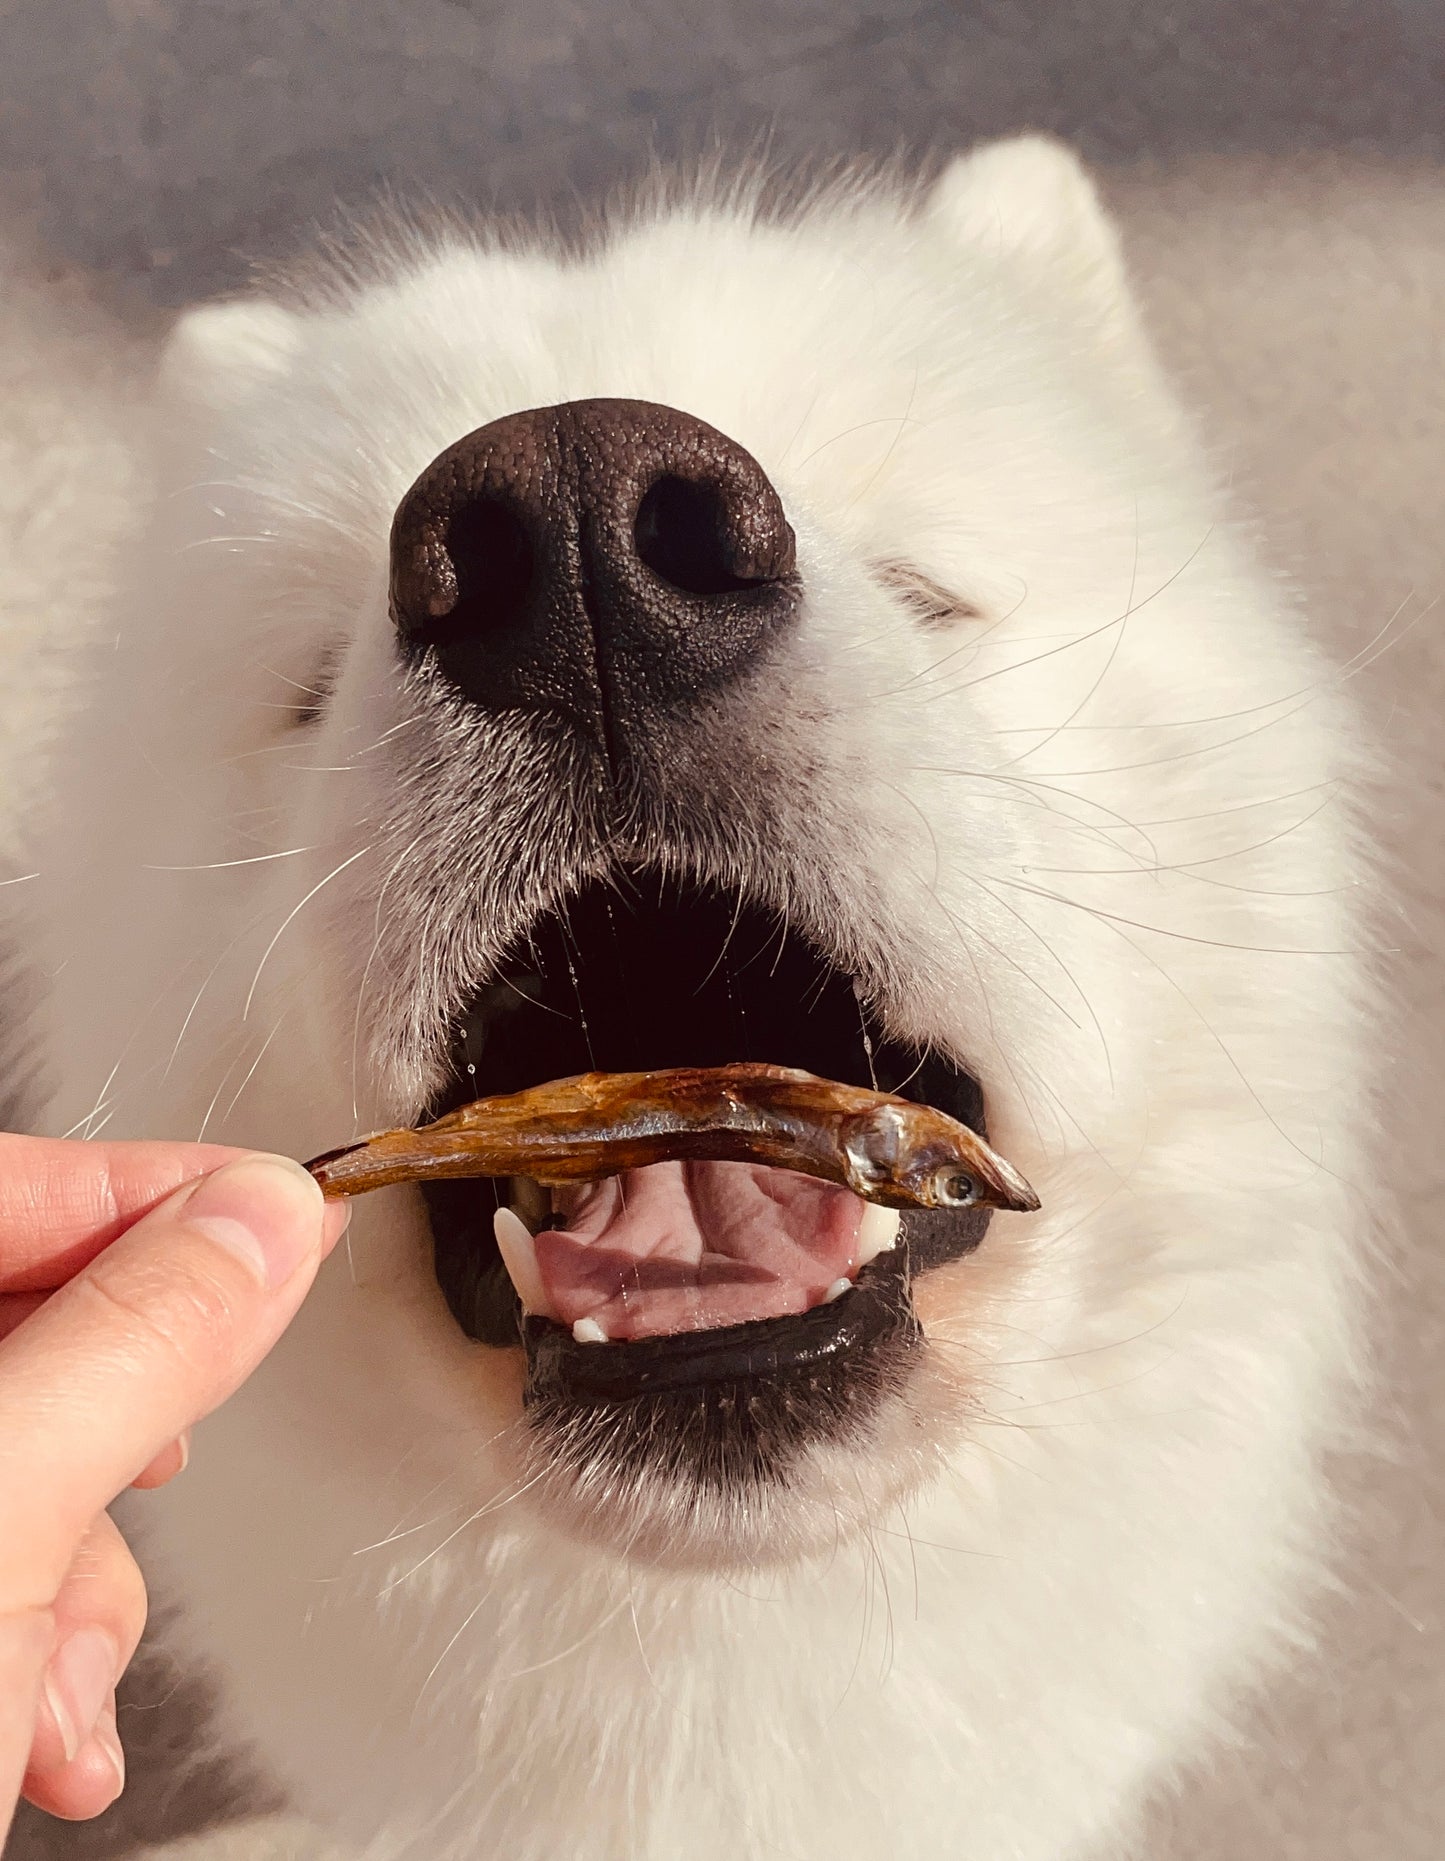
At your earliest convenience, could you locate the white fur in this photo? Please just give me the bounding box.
[4,139,1380,1859]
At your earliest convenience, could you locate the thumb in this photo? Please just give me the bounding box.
[0,1154,347,1611]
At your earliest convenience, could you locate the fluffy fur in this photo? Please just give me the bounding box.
[4,139,1379,1859]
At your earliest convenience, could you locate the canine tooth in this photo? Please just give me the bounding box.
[823,1277,853,1303]
[572,1316,609,1344]
[855,1203,901,1267]
[492,1206,549,1314]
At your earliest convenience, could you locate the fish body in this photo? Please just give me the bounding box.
[305,1062,1040,1214]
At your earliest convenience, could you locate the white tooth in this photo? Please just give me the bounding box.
[823,1277,853,1303]
[855,1203,902,1267]
[493,1206,550,1315]
[572,1316,609,1344]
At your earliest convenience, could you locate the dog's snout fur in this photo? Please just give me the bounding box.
[389,396,798,762]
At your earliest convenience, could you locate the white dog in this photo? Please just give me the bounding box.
[5,137,1378,1860]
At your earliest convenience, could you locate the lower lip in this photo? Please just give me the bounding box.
[521,1250,915,1401]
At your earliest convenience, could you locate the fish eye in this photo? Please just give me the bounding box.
[931,1167,978,1208]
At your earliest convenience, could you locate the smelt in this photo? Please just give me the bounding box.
[306,1062,1039,1215]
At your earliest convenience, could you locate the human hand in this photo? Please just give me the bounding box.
[0,1136,349,1838]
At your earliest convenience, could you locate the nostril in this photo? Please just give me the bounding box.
[634,474,771,598]
[393,493,535,648]
[437,496,535,635]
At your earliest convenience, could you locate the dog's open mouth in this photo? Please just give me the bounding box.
[422,873,994,1405]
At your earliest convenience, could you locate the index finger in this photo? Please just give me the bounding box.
[0,1136,248,1293]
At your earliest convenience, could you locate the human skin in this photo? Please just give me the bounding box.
[0,1136,349,1835]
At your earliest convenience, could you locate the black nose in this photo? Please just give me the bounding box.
[389,398,799,761]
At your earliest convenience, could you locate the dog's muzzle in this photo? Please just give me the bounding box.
[382,406,991,1498]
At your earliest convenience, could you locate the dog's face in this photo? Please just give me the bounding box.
[37,139,1357,1587]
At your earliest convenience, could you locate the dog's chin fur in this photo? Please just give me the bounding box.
[5,137,1382,1861]
[514,1397,943,1572]
[510,1323,962,1571]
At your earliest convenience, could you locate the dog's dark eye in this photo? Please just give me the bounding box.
[876,560,980,627]
[285,645,342,727]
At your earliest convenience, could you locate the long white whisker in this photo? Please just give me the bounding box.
[996,498,1140,770]
[243,844,373,1020]
[950,523,1216,705]
[991,872,1350,957]
[377,1467,551,1597]
[79,1053,127,1140]
[411,1589,494,1719]
[194,1026,267,1143]
[507,1597,633,1678]
[218,1014,289,1128]
[1029,790,1341,879]
[144,847,315,872]
[59,1102,112,1141]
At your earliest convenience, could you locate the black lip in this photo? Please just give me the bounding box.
[524,1248,914,1402]
[524,1249,923,1492]
[422,869,994,1397]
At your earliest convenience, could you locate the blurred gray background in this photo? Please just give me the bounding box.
[2,3,1443,1858]
[1,0,1443,304]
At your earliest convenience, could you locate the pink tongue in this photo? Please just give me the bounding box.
[532,1159,867,1340]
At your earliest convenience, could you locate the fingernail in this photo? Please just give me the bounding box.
[43,1627,120,1765]
[322,1196,352,1255]
[155,1430,190,1481]
[88,1704,125,1797]
[183,1155,326,1290]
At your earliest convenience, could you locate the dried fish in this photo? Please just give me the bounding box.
[306,1062,1039,1214]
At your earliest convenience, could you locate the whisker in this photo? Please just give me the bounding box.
[989,871,1351,957]
[845,369,920,511]
[59,1103,111,1141]
[144,847,315,873]
[411,1588,495,1719]
[78,1050,128,1141]
[507,1597,632,1678]
[1136,780,1338,829]
[907,766,1162,869]
[259,662,331,699]
[242,843,374,1020]
[217,1013,289,1129]
[377,1466,551,1596]
[1025,789,1341,878]
[995,498,1141,770]
[950,522,1216,707]
[349,1426,526,1559]
[796,408,926,470]
[1026,695,1318,779]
